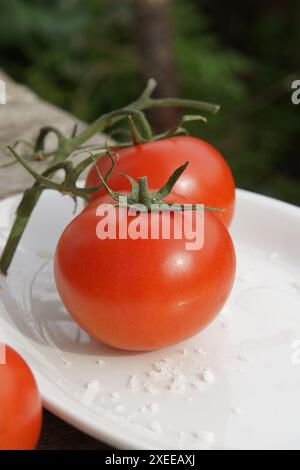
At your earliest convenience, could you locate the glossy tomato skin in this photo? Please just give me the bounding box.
[0,345,42,450]
[55,192,236,351]
[86,136,235,227]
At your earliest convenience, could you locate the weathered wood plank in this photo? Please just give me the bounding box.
[0,69,106,199]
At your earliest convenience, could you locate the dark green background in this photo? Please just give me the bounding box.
[0,0,299,205]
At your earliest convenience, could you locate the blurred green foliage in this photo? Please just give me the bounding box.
[0,0,299,204]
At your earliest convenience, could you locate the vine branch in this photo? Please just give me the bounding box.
[0,79,220,274]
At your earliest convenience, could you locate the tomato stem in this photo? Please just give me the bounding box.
[138,177,152,207]
[0,187,43,275]
[127,116,148,146]
[0,79,220,274]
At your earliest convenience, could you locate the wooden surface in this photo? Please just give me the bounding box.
[0,70,113,450]
[0,69,107,199]
[37,411,113,450]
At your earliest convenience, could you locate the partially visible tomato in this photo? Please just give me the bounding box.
[55,191,236,351]
[0,345,42,450]
[86,136,235,227]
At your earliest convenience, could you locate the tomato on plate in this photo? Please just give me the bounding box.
[54,189,236,351]
[0,345,42,450]
[86,136,235,227]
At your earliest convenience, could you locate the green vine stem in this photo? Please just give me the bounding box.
[0,188,43,275]
[0,79,220,274]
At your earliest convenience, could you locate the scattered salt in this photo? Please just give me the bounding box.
[169,373,189,393]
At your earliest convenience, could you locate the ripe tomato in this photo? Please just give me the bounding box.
[54,191,236,351]
[86,136,235,227]
[0,345,42,450]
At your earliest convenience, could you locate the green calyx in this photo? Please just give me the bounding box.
[92,158,224,214]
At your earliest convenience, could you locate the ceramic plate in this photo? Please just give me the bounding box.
[0,189,300,450]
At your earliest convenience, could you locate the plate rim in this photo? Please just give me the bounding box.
[1,188,300,450]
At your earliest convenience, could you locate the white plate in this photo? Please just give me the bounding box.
[0,189,300,450]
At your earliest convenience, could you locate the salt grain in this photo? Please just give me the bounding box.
[144,382,160,395]
[149,421,162,434]
[195,348,207,357]
[292,282,300,293]
[195,431,215,446]
[110,392,120,402]
[82,380,100,407]
[169,373,189,392]
[140,406,148,414]
[237,354,249,363]
[62,358,72,368]
[86,380,100,391]
[268,252,279,260]
[128,375,140,391]
[96,359,105,367]
[201,368,215,384]
[150,403,159,413]
[115,405,125,413]
[179,348,189,356]
[190,378,205,391]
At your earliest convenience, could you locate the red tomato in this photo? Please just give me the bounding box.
[0,345,42,450]
[86,136,235,227]
[55,192,236,351]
